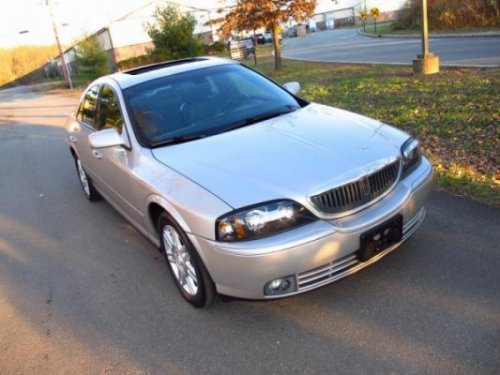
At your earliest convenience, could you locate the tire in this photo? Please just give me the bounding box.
[157,212,217,308]
[74,156,100,202]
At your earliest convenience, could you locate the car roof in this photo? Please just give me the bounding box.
[106,57,239,90]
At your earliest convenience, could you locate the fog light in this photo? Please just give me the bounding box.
[264,276,296,296]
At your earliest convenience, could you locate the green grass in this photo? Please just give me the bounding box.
[361,22,396,35]
[361,22,500,36]
[240,48,499,206]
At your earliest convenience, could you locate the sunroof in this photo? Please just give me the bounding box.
[123,58,209,75]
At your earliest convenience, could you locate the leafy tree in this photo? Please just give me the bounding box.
[222,0,316,71]
[395,0,499,30]
[145,3,204,61]
[369,7,380,34]
[75,35,109,79]
[359,10,368,32]
[438,10,457,29]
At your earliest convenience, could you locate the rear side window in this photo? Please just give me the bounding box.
[98,85,124,133]
[77,85,99,129]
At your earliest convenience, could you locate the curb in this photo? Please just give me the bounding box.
[282,54,500,69]
[357,29,500,39]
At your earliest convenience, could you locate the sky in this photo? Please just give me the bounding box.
[0,0,406,48]
[0,0,224,48]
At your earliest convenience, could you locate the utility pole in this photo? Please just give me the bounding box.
[412,0,439,74]
[421,0,429,55]
[46,0,73,89]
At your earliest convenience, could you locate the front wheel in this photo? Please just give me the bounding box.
[74,156,100,201]
[158,212,217,308]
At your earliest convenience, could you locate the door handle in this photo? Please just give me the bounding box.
[92,150,103,159]
[68,135,77,144]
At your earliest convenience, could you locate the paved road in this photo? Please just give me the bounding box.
[1,87,499,374]
[282,28,500,67]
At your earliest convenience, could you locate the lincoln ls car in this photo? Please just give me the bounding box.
[66,57,433,307]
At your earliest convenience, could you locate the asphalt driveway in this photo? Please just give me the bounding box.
[282,28,500,67]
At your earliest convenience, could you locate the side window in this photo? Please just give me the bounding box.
[98,85,124,133]
[77,85,99,129]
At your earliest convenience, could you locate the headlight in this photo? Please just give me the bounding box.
[216,200,317,242]
[401,138,422,177]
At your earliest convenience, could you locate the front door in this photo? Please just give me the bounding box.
[89,84,145,230]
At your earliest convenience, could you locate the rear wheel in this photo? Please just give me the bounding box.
[75,156,100,201]
[158,212,217,308]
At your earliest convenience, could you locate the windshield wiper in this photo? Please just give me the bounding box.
[150,134,208,148]
[219,105,300,134]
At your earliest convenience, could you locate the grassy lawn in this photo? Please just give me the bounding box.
[361,22,396,35]
[249,46,500,206]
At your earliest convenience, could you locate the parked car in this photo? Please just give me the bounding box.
[284,26,297,38]
[255,33,272,44]
[66,57,433,307]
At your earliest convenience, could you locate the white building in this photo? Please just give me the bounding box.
[312,0,407,30]
[92,0,233,68]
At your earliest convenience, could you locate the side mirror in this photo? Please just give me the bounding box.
[88,128,123,149]
[283,81,301,95]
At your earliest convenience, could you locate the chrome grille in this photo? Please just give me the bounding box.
[310,160,400,215]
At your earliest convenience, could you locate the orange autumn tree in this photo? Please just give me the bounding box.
[222,0,316,71]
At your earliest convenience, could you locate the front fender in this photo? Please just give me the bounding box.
[144,187,232,245]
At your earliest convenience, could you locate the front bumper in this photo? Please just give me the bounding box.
[190,157,434,299]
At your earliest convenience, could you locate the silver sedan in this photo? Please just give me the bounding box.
[66,57,433,307]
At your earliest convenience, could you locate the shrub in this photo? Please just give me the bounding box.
[117,54,159,71]
[205,41,226,55]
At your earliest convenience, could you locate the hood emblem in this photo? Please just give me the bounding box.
[361,177,371,195]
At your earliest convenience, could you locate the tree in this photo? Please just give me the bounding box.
[145,3,204,61]
[75,35,109,79]
[359,10,368,31]
[222,0,316,71]
[396,0,499,30]
[370,7,380,34]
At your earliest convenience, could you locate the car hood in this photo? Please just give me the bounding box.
[152,103,408,210]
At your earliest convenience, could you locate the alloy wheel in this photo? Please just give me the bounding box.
[162,224,199,296]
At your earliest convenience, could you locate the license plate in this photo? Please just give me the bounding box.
[358,214,403,262]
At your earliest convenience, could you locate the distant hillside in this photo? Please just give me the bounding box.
[0,45,58,86]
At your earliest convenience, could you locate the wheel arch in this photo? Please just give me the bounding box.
[147,196,218,289]
[146,195,192,243]
[69,146,77,159]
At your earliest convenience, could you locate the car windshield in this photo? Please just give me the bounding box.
[123,63,306,147]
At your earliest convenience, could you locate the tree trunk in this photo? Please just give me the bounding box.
[272,23,282,71]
